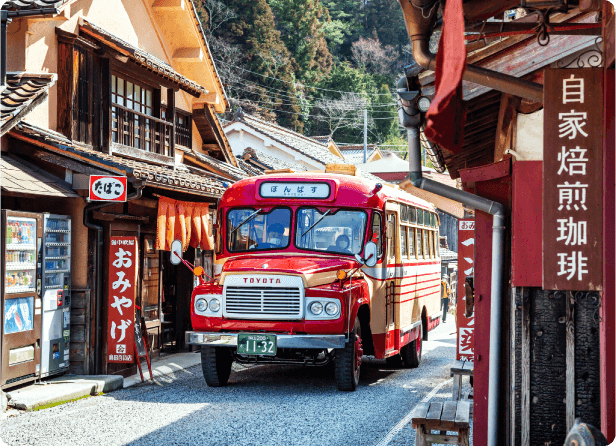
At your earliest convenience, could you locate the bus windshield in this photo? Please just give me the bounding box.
[227,207,291,252]
[295,208,368,256]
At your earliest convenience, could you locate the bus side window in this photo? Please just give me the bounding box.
[408,227,414,259]
[423,229,430,259]
[371,212,383,258]
[416,228,423,259]
[400,224,407,258]
[386,214,395,260]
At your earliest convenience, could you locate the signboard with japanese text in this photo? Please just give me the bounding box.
[259,182,331,199]
[543,68,603,291]
[457,219,475,361]
[107,236,137,363]
[89,176,127,202]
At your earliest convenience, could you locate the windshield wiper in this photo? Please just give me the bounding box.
[301,210,331,237]
[230,208,262,235]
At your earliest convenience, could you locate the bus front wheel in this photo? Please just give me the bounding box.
[401,326,422,368]
[201,346,233,387]
[335,317,362,391]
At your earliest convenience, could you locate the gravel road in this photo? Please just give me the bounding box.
[1,321,471,446]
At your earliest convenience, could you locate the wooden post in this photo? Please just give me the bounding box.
[566,291,575,431]
[100,58,112,154]
[167,88,176,158]
[521,287,530,446]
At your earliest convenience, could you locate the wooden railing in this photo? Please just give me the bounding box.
[112,103,173,157]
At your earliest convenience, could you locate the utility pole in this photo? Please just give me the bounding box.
[363,109,367,164]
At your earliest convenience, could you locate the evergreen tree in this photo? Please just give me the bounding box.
[268,0,333,84]
[370,83,398,143]
[202,0,304,131]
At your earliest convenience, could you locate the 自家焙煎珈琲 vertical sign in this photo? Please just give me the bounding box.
[107,236,138,363]
[543,68,603,291]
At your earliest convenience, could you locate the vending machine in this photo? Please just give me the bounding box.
[1,211,43,388]
[40,214,71,378]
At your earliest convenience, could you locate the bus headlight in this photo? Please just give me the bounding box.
[195,298,208,312]
[209,298,220,312]
[325,302,339,316]
[309,301,323,315]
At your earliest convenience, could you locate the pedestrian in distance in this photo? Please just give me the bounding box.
[441,274,450,323]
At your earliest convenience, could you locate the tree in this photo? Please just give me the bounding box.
[205,0,303,131]
[315,92,371,137]
[370,84,398,142]
[351,36,397,74]
[268,0,333,84]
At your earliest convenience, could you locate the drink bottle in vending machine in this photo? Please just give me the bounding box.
[1,211,43,389]
[40,214,72,378]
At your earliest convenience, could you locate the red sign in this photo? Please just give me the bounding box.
[543,68,603,291]
[89,176,127,202]
[457,219,474,361]
[107,236,137,363]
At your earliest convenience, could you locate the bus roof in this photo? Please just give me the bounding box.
[220,172,436,211]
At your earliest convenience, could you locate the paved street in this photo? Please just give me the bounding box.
[1,320,470,446]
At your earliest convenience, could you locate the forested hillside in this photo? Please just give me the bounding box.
[194,0,412,146]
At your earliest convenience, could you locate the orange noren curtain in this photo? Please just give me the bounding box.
[156,198,212,252]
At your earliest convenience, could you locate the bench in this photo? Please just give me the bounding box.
[411,401,471,446]
[450,360,474,402]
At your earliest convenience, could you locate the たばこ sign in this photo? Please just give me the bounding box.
[89,176,127,202]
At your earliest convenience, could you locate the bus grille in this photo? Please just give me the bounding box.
[224,286,303,319]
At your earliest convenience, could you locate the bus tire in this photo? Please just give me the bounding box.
[201,347,233,387]
[401,327,422,368]
[335,317,362,391]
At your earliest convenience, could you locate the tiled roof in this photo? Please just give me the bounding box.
[11,122,227,198]
[1,0,68,10]
[240,114,345,166]
[339,146,380,164]
[1,155,80,198]
[310,135,333,144]
[440,247,458,261]
[232,114,381,181]
[239,148,308,173]
[235,157,263,177]
[1,73,56,136]
[79,18,208,98]
[185,149,250,181]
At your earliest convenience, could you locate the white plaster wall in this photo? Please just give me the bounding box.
[515,109,543,161]
[225,127,324,170]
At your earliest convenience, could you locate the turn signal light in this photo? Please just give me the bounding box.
[193,266,204,277]
[337,270,347,280]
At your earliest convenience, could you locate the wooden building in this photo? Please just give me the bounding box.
[1,0,250,380]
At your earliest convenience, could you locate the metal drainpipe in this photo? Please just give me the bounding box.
[397,0,544,103]
[400,89,505,446]
[83,182,144,374]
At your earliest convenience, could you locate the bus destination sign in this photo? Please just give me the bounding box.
[259,182,330,199]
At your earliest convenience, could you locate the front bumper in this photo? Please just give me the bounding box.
[185,331,346,349]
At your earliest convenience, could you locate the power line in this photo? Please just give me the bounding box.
[222,73,397,108]
[230,97,399,120]
[215,58,395,96]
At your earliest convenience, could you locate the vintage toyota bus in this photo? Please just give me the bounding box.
[185,171,442,391]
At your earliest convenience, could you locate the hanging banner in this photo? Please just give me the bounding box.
[107,236,137,363]
[543,68,603,291]
[457,219,474,361]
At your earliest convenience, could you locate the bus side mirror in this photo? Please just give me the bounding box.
[355,241,377,268]
[170,239,183,265]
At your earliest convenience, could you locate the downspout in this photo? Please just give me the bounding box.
[399,80,505,446]
[83,181,144,374]
[398,0,544,103]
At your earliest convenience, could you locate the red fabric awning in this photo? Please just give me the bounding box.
[424,0,467,153]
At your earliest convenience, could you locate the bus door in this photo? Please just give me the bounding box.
[384,210,398,335]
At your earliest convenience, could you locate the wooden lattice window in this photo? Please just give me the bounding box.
[175,110,192,148]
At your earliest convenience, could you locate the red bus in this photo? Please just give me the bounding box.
[184,171,442,390]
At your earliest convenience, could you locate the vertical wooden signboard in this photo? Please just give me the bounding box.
[543,68,603,291]
[457,219,475,361]
[107,236,137,363]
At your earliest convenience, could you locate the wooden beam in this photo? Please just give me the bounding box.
[566,292,576,431]
[172,47,203,63]
[151,0,185,10]
[521,287,530,446]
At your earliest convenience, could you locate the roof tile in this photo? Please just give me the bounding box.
[1,73,56,136]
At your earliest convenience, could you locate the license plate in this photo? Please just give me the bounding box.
[237,333,277,356]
